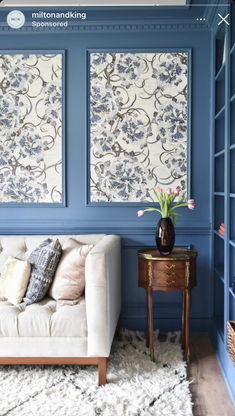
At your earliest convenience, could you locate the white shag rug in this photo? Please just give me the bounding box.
[0,330,193,416]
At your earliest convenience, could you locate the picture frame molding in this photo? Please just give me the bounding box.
[0,49,66,207]
[86,47,192,206]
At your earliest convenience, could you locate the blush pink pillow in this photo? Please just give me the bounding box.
[49,238,93,302]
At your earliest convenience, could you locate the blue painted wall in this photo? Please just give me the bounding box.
[0,10,211,332]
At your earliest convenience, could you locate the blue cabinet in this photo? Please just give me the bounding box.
[212,2,235,403]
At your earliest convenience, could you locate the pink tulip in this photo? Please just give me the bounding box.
[187,199,195,210]
[155,186,162,193]
[167,187,173,194]
[137,210,144,217]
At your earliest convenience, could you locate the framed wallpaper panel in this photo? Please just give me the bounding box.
[89,50,191,204]
[0,51,65,205]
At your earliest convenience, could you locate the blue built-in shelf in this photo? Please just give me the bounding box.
[212,2,235,405]
[229,288,235,299]
[230,94,235,103]
[215,105,225,119]
[215,63,225,81]
[214,230,224,240]
[214,191,224,196]
[214,266,224,283]
[214,149,225,158]
[214,317,225,342]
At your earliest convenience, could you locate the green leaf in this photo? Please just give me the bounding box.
[142,207,162,215]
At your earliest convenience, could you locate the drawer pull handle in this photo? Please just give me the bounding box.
[167,280,175,285]
[166,271,175,278]
[165,264,176,270]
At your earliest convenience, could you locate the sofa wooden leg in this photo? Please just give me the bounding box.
[98,358,107,386]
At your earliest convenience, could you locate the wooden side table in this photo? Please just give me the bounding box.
[138,247,197,362]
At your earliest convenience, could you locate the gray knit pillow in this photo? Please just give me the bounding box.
[24,238,62,305]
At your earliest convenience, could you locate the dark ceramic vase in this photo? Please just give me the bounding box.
[155,217,175,255]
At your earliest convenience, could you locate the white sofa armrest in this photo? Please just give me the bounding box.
[85,235,121,357]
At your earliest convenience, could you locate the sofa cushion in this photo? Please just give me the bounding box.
[0,257,31,305]
[49,239,93,303]
[24,239,62,305]
[0,297,87,337]
[0,235,105,272]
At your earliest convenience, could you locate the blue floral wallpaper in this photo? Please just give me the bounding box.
[90,52,189,202]
[0,53,63,203]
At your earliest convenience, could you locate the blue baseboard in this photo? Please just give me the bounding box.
[120,302,211,332]
[120,316,210,333]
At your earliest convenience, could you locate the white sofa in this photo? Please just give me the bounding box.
[0,234,121,385]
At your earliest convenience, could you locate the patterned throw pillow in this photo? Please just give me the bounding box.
[24,238,62,305]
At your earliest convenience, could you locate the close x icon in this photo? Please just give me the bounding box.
[218,13,230,26]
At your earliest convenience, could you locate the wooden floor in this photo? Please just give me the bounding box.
[188,334,235,416]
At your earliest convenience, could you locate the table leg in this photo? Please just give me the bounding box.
[146,290,149,348]
[184,288,190,362]
[182,290,186,351]
[147,287,154,362]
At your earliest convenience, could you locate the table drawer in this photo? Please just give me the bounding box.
[153,261,186,287]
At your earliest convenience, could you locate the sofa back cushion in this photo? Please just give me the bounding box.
[49,238,93,303]
[0,235,105,272]
[0,257,31,305]
[24,238,62,305]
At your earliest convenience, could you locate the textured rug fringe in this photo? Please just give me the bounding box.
[119,328,182,344]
